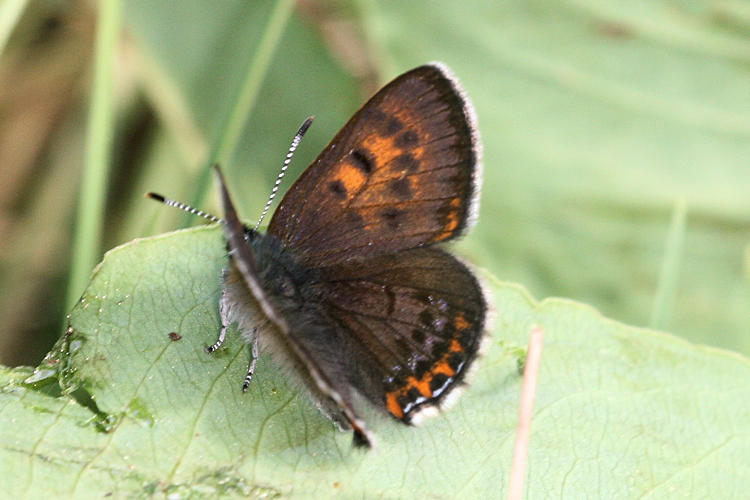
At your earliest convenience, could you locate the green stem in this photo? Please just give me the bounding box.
[65,0,121,310]
[182,0,296,227]
[649,197,687,330]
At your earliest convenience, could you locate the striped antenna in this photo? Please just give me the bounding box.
[254,116,314,230]
[145,192,225,224]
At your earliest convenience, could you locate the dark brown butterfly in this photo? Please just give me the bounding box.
[150,63,488,448]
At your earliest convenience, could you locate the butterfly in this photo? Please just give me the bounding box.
[149,63,488,448]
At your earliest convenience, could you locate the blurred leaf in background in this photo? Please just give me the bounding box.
[1,0,748,367]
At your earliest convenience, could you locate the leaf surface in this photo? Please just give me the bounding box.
[1,227,748,497]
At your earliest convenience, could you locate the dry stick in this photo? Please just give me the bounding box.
[508,326,545,500]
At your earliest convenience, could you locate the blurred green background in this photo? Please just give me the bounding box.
[1,0,748,367]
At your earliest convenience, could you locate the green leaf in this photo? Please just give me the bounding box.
[2,227,749,497]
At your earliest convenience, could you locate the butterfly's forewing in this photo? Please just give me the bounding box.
[318,247,487,422]
[268,63,481,267]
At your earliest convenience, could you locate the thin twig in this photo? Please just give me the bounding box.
[508,326,544,500]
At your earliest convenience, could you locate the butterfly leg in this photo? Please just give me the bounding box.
[205,324,227,354]
[209,266,235,354]
[241,332,259,392]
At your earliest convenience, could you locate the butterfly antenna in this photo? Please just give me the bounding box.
[145,192,225,224]
[254,116,314,230]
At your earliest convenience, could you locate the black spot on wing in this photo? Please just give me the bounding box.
[395,130,419,148]
[380,207,404,229]
[383,116,404,136]
[431,341,449,357]
[363,108,388,123]
[350,148,375,174]
[415,359,432,379]
[392,153,419,172]
[389,177,412,198]
[328,180,347,198]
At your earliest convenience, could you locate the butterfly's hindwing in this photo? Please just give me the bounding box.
[318,247,487,422]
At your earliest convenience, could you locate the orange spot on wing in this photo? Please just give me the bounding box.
[432,360,456,377]
[336,164,367,193]
[408,376,434,398]
[450,338,464,352]
[433,197,462,241]
[446,212,459,231]
[387,348,464,418]
[435,211,459,241]
[454,313,470,332]
[362,133,425,181]
[363,135,399,164]
[386,391,404,419]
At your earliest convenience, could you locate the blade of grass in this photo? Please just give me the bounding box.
[65,0,121,310]
[180,0,296,227]
[649,197,687,330]
[0,0,28,59]
[508,326,544,500]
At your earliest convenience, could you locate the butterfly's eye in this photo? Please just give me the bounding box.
[243,228,257,242]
